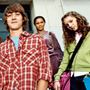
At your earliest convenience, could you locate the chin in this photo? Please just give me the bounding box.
[38,29,44,31]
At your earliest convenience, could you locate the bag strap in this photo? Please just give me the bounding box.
[49,32,54,48]
[66,37,83,72]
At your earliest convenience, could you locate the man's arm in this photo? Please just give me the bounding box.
[37,79,48,90]
[37,36,53,89]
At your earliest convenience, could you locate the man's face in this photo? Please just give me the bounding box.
[6,12,23,31]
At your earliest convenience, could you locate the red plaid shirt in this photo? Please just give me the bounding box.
[0,31,53,90]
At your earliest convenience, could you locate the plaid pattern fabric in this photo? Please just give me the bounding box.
[0,31,53,90]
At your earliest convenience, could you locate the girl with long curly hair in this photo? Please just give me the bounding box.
[54,11,90,90]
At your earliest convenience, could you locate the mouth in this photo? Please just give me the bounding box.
[39,27,43,29]
[11,21,18,24]
[71,26,75,30]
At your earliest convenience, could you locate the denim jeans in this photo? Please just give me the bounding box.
[70,75,86,90]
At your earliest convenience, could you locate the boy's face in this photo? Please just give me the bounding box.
[6,12,23,31]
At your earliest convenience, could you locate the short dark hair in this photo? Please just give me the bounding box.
[34,16,46,25]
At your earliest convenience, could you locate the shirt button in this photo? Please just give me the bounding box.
[17,51,19,54]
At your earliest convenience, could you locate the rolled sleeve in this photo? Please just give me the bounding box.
[37,37,53,87]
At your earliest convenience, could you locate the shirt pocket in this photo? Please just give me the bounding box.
[22,48,39,66]
[0,53,10,72]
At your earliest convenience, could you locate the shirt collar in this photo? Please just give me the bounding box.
[7,30,29,40]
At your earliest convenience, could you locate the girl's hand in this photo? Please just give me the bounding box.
[54,81,60,90]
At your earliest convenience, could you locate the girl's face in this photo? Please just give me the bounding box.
[35,18,45,31]
[63,16,78,31]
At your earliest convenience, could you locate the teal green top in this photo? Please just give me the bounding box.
[54,31,90,80]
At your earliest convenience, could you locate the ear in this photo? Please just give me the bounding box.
[22,16,25,22]
[22,19,25,23]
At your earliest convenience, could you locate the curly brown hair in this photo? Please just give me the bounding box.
[61,11,90,48]
[4,3,29,32]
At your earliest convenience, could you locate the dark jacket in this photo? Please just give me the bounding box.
[43,31,63,81]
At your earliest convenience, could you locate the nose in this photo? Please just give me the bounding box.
[12,13,16,19]
[68,23,72,27]
[39,22,42,25]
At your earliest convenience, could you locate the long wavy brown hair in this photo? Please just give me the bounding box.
[62,11,90,48]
